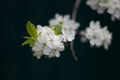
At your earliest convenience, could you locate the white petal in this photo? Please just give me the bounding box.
[55,50,60,58]
[43,46,51,55]
[95,39,102,47]
[33,51,43,59]
[97,8,105,14]
[90,39,95,46]
[32,43,43,52]
[104,44,109,50]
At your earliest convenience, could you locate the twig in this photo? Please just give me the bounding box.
[70,0,81,61]
[72,0,81,20]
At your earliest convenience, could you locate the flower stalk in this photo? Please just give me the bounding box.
[70,0,81,61]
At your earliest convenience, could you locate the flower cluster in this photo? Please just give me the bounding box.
[107,0,120,21]
[86,0,120,21]
[49,14,80,42]
[32,25,64,59]
[22,14,80,59]
[80,21,112,50]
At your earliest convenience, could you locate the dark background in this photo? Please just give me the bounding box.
[1,0,120,80]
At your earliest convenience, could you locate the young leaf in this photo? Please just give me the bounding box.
[26,21,38,39]
[52,24,62,35]
[23,36,32,39]
[22,39,34,46]
[55,24,62,33]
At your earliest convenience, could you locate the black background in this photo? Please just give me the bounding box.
[1,0,120,80]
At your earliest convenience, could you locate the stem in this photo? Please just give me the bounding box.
[72,0,81,20]
[70,42,78,61]
[70,0,80,61]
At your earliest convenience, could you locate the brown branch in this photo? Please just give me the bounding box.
[70,0,81,61]
[72,0,81,20]
[70,42,78,61]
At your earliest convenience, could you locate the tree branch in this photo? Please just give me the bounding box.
[70,0,81,61]
[72,0,81,20]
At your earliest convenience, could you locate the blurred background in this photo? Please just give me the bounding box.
[1,0,120,80]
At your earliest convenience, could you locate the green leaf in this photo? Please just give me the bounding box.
[52,24,62,35]
[22,39,34,46]
[59,21,64,25]
[56,24,62,33]
[29,42,35,47]
[26,21,38,39]
[23,36,32,39]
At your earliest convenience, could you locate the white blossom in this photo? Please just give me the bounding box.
[80,21,112,50]
[86,0,108,14]
[49,14,80,42]
[107,0,120,21]
[86,0,120,21]
[32,25,64,59]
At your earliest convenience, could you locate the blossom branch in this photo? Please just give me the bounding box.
[72,0,81,20]
[70,0,81,61]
